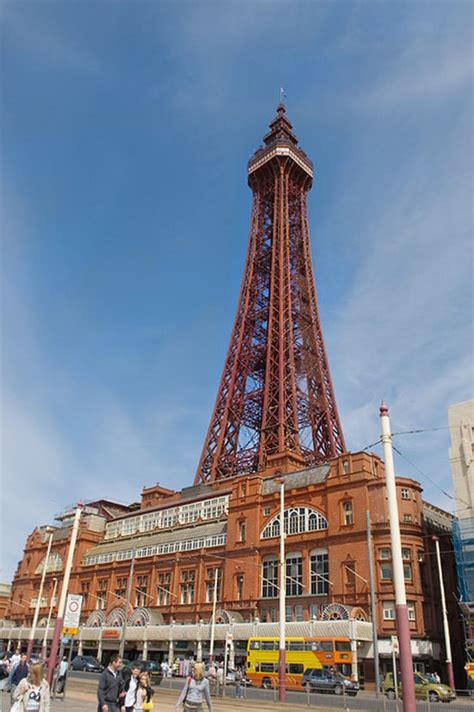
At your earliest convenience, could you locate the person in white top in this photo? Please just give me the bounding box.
[121,664,141,712]
[13,663,50,712]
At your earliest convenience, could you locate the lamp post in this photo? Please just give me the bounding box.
[42,578,58,658]
[47,503,83,687]
[275,476,286,703]
[432,536,455,689]
[366,511,381,696]
[209,567,219,665]
[119,548,136,659]
[27,530,54,660]
[380,403,416,712]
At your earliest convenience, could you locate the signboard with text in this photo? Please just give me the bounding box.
[62,593,83,635]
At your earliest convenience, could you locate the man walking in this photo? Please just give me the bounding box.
[121,663,141,712]
[97,653,122,712]
[56,656,69,693]
[10,653,29,703]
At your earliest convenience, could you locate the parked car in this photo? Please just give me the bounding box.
[301,668,359,696]
[71,655,103,673]
[382,672,456,702]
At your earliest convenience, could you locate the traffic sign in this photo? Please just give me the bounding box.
[62,627,79,635]
[61,637,70,645]
[63,593,83,631]
[390,635,399,653]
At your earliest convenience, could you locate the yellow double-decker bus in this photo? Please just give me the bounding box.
[246,636,352,691]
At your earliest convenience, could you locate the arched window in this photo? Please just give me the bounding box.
[35,552,64,574]
[261,507,328,539]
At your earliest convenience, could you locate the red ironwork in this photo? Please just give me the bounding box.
[195,105,346,484]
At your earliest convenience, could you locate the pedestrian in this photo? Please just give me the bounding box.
[133,672,154,712]
[56,656,68,694]
[207,663,217,696]
[234,667,243,699]
[216,664,224,697]
[10,654,29,704]
[11,662,50,712]
[97,653,123,712]
[432,672,441,684]
[0,654,10,689]
[121,664,141,712]
[175,662,213,712]
[160,660,170,679]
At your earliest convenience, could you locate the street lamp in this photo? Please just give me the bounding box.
[432,536,455,689]
[380,403,416,712]
[275,476,286,703]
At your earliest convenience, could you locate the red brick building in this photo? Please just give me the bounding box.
[4,451,463,683]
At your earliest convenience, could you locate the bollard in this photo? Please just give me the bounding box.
[427,687,432,712]
[382,687,387,712]
[306,681,310,707]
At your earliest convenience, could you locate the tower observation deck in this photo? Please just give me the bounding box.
[195,105,346,484]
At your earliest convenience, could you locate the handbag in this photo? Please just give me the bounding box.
[143,700,153,711]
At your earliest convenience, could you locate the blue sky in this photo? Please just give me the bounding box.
[1,0,473,581]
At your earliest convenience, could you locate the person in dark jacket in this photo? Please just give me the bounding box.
[10,654,29,703]
[97,653,123,712]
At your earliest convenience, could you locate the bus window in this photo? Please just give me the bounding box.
[262,641,276,650]
[320,641,333,652]
[260,663,275,673]
[304,642,317,651]
[250,641,261,649]
[335,641,351,651]
[289,664,304,674]
[288,641,304,651]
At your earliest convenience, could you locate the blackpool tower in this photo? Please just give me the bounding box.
[195,104,346,485]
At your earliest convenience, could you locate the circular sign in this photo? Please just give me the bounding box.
[69,600,79,613]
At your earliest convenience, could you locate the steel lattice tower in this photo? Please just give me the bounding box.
[195,105,346,484]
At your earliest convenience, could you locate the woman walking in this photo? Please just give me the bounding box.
[133,672,154,712]
[175,663,213,712]
[11,663,50,712]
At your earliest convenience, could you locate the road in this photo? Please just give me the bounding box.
[44,671,473,712]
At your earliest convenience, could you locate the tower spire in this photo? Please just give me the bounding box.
[194,107,346,484]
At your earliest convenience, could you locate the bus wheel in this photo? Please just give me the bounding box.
[262,678,272,690]
[334,685,343,695]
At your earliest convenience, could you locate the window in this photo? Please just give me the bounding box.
[236,575,244,601]
[403,513,413,523]
[157,573,171,606]
[309,604,318,619]
[286,553,303,596]
[180,570,195,604]
[238,520,246,543]
[294,605,303,621]
[135,575,149,607]
[345,561,356,587]
[285,605,292,622]
[342,459,350,474]
[383,601,395,620]
[205,568,222,603]
[379,548,392,580]
[270,607,277,622]
[401,488,410,500]
[261,507,328,539]
[263,507,271,516]
[342,501,353,526]
[259,608,267,622]
[310,549,329,595]
[289,664,304,674]
[80,582,90,608]
[96,579,108,610]
[114,577,127,602]
[262,557,278,598]
[407,602,416,621]
[35,552,64,574]
[402,548,412,580]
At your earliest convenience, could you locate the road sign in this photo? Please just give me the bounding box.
[63,593,83,631]
[62,627,79,635]
[61,637,70,645]
[390,635,399,653]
